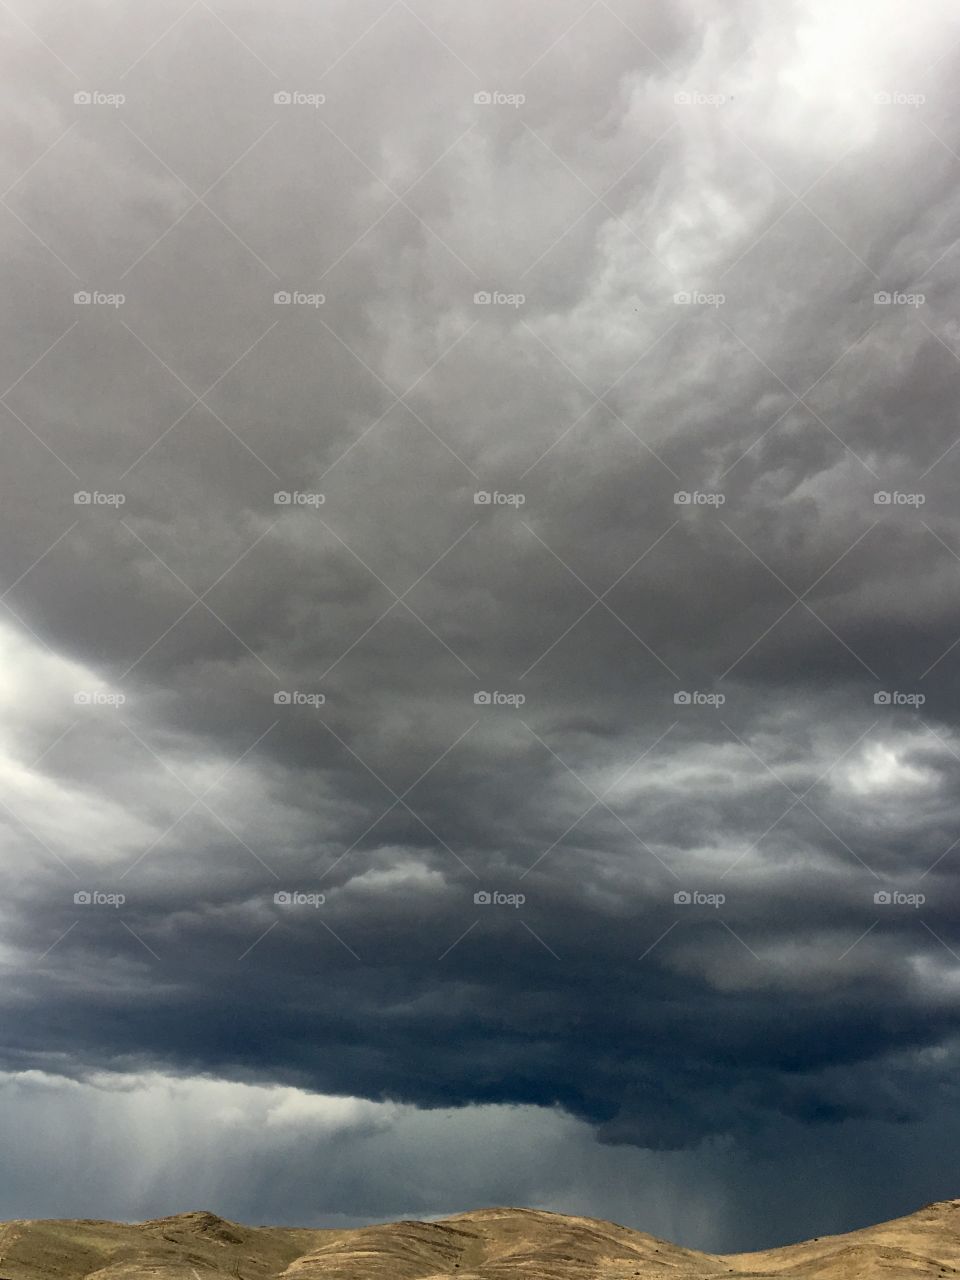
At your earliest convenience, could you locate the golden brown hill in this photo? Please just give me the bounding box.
[0,1198,958,1278]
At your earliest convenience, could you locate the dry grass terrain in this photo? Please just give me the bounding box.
[0,1198,958,1278]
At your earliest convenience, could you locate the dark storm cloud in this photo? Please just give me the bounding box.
[3,0,960,1250]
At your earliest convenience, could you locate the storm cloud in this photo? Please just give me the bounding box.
[2,0,960,1252]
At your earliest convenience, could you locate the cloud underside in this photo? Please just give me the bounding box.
[2,0,960,1249]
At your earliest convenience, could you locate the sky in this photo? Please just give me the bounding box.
[1,0,960,1256]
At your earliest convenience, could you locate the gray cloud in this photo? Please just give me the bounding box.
[2,0,960,1252]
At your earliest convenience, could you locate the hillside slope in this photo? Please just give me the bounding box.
[0,1198,958,1278]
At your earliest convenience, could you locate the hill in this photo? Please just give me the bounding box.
[0,1198,959,1278]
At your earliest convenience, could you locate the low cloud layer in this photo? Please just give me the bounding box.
[4,1067,960,1253]
[2,0,960,1251]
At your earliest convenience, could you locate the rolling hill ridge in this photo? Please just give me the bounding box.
[1,1198,959,1278]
